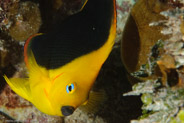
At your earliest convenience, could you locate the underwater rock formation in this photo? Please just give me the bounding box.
[121,0,169,75]
[8,1,42,41]
[123,0,184,122]
[0,0,19,31]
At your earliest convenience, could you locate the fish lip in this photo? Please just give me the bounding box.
[61,106,75,116]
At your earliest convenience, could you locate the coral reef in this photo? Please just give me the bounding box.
[8,1,42,41]
[0,0,19,31]
[123,0,184,122]
[121,0,170,75]
[125,79,184,122]
[116,0,136,43]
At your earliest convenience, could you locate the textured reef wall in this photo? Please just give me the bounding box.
[123,0,184,122]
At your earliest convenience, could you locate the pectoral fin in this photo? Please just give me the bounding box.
[79,90,107,114]
[4,75,32,102]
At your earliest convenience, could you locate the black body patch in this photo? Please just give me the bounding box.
[29,0,114,69]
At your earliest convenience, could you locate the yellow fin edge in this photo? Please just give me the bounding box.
[3,75,32,102]
[80,0,88,11]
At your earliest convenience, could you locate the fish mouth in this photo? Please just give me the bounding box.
[61,106,75,116]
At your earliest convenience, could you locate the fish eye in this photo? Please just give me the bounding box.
[66,83,75,94]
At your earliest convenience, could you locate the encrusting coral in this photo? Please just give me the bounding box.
[121,0,170,75]
[8,1,42,41]
[123,0,184,122]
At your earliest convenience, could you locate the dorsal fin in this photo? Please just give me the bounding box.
[80,0,88,11]
[24,33,43,69]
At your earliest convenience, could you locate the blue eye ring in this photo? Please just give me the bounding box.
[66,83,75,93]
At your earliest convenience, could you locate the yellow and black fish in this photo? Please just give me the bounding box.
[4,0,116,116]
